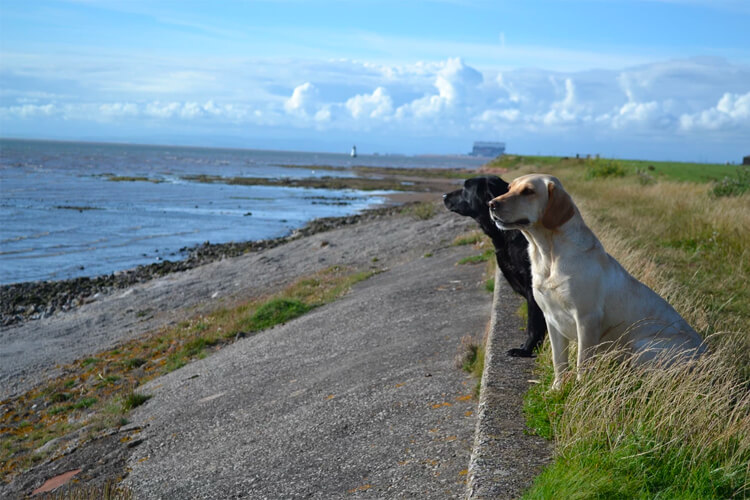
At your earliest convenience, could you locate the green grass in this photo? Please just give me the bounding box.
[235,298,311,333]
[72,397,98,410]
[623,159,741,183]
[452,231,484,246]
[402,201,437,220]
[49,392,70,403]
[522,344,750,499]
[516,302,528,330]
[122,393,152,411]
[711,166,750,197]
[123,357,146,369]
[457,336,485,397]
[487,154,566,171]
[584,158,626,179]
[457,248,494,265]
[526,441,747,499]
[522,345,572,441]
[486,154,742,184]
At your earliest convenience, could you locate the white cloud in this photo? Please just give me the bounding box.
[610,100,666,129]
[284,82,319,116]
[543,78,582,126]
[434,57,483,106]
[473,109,522,128]
[144,101,181,118]
[2,103,58,118]
[345,87,393,119]
[99,102,139,117]
[395,57,483,119]
[2,55,748,159]
[679,91,750,131]
[314,106,332,123]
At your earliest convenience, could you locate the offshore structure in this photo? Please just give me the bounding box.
[470,141,506,157]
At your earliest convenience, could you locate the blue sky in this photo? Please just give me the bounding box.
[1,0,749,161]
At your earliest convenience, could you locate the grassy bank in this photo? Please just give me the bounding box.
[0,265,375,482]
[483,155,750,498]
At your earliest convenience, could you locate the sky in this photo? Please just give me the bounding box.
[0,0,749,162]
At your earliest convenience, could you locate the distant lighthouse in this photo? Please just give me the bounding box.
[350,145,357,158]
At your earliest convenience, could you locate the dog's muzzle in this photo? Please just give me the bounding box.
[488,199,529,228]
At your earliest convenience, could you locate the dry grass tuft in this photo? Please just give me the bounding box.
[38,480,133,499]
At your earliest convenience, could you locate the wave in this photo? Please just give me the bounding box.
[0,231,51,244]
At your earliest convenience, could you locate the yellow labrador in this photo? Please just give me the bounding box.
[488,173,705,389]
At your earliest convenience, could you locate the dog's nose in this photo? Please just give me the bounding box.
[488,199,496,209]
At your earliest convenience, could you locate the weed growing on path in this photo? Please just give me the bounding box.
[456,335,485,397]
[402,201,438,220]
[457,249,494,265]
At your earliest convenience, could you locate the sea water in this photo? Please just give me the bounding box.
[0,139,486,284]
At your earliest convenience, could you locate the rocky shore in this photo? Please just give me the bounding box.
[0,204,413,327]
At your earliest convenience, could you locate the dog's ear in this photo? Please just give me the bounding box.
[541,181,575,230]
[486,176,509,198]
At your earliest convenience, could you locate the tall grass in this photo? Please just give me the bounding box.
[486,156,750,498]
[584,158,626,179]
[525,342,750,498]
[712,166,750,198]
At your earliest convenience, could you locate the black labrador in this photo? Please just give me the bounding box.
[443,175,547,357]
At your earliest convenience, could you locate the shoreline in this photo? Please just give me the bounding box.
[2,162,471,327]
[0,196,434,327]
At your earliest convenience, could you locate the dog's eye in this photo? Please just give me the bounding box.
[521,187,534,195]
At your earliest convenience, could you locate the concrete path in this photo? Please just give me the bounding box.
[123,244,493,498]
[466,268,553,499]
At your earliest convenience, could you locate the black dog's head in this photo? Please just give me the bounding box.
[443,176,509,227]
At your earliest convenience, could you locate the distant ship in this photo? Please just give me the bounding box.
[350,145,357,158]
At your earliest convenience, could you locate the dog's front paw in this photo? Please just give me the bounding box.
[548,379,563,393]
[507,347,535,357]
